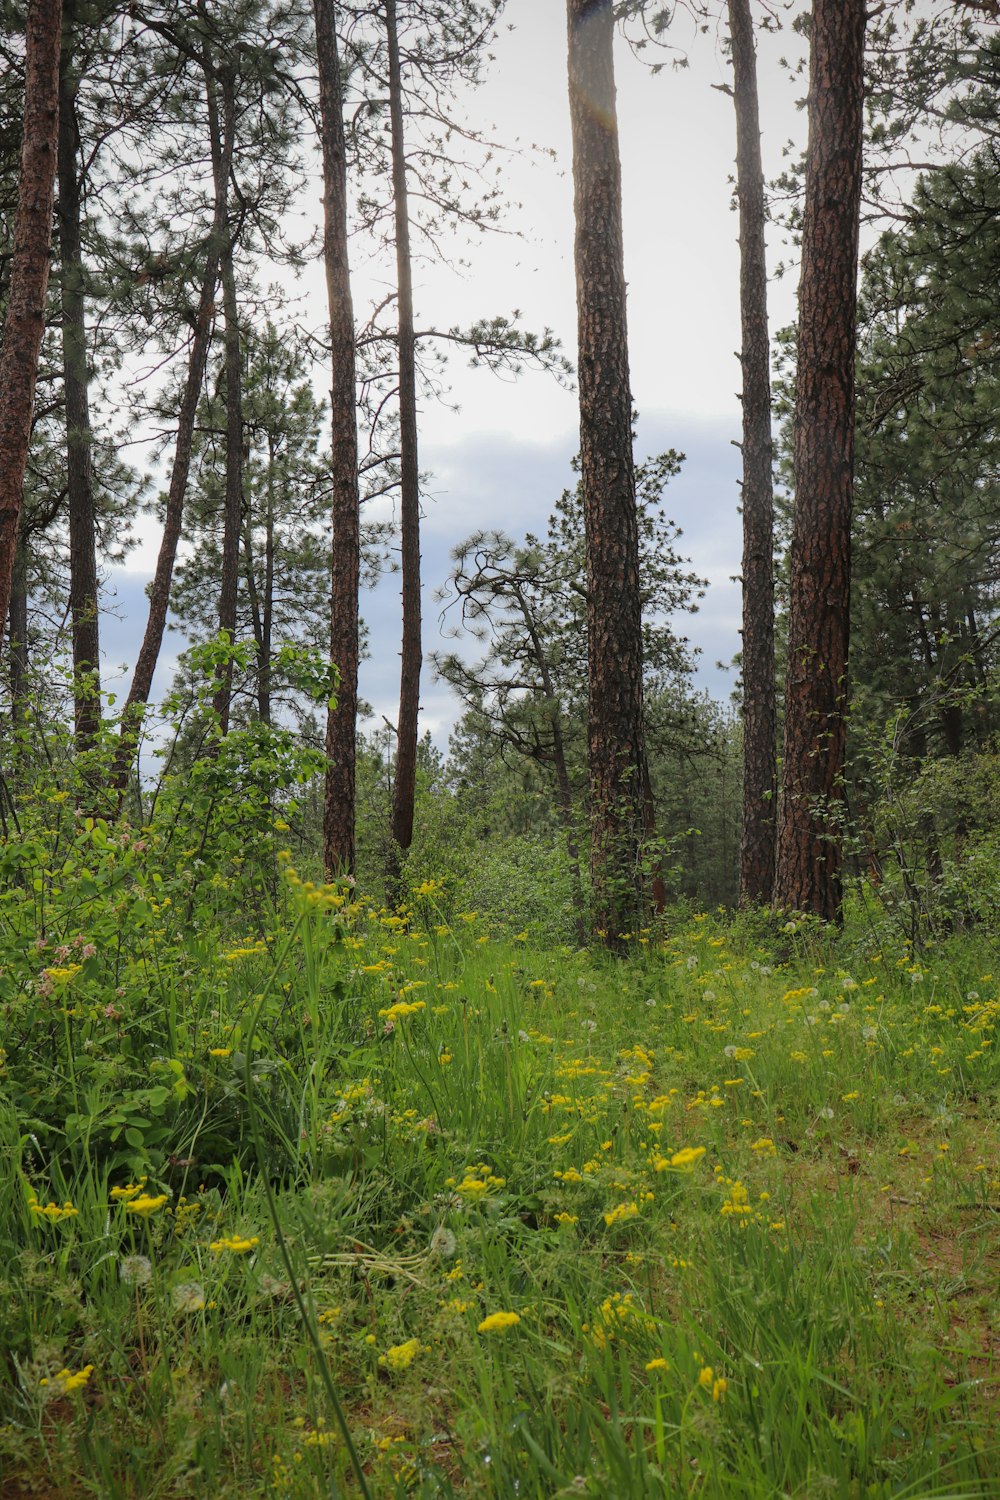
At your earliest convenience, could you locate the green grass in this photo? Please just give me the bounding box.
[2,862,998,1497]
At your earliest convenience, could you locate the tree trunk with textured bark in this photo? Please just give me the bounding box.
[206,62,243,735]
[386,0,422,886]
[567,0,649,947]
[58,4,101,752]
[0,0,62,643]
[314,0,361,877]
[243,471,274,725]
[729,0,776,908]
[773,0,866,922]
[111,261,223,793]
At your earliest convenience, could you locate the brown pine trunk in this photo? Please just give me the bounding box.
[567,0,649,948]
[111,42,235,794]
[0,0,62,640]
[524,603,586,939]
[773,0,866,922]
[243,491,273,726]
[111,260,223,792]
[729,0,776,908]
[206,62,243,735]
[58,7,101,752]
[261,500,273,724]
[386,0,422,879]
[314,0,361,877]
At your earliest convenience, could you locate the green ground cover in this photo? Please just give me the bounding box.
[1,817,998,1496]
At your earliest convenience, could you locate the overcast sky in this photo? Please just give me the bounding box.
[105,0,810,747]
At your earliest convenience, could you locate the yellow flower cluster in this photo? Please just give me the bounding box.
[221,942,268,962]
[43,964,83,987]
[445,1163,506,1199]
[29,1198,79,1223]
[209,1235,259,1255]
[110,1179,146,1201]
[698,1365,728,1402]
[379,1337,423,1370]
[378,999,426,1022]
[40,1364,93,1395]
[583,1291,656,1350]
[603,1201,640,1228]
[477,1311,520,1334]
[126,1194,169,1217]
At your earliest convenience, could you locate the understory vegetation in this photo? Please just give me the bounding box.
[1,737,997,1498]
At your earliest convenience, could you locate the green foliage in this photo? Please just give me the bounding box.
[2,827,998,1495]
[851,144,1000,757]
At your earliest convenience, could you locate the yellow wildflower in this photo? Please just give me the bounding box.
[670,1146,706,1169]
[209,1235,259,1254]
[750,1137,777,1157]
[30,1199,79,1222]
[40,1364,93,1396]
[603,1201,639,1228]
[378,1000,426,1022]
[378,1338,422,1372]
[477,1311,520,1334]
[125,1194,169,1217]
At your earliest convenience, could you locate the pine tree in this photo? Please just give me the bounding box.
[773,0,866,922]
[567,0,651,945]
[314,0,362,876]
[727,0,776,907]
[0,0,62,645]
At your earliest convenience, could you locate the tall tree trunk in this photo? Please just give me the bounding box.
[773,0,866,922]
[111,37,235,794]
[0,0,63,641]
[58,5,101,752]
[728,0,776,908]
[9,534,30,734]
[242,470,273,726]
[206,61,243,735]
[523,602,586,940]
[111,257,223,793]
[567,0,649,948]
[386,0,422,880]
[314,0,361,877]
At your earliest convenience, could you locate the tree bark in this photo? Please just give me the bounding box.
[0,0,63,642]
[567,0,649,947]
[58,3,101,752]
[386,0,422,881]
[314,0,361,877]
[728,0,776,908]
[243,478,273,725]
[111,264,224,792]
[773,0,866,922]
[206,61,243,735]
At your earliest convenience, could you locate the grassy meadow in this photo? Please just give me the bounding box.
[1,800,998,1498]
